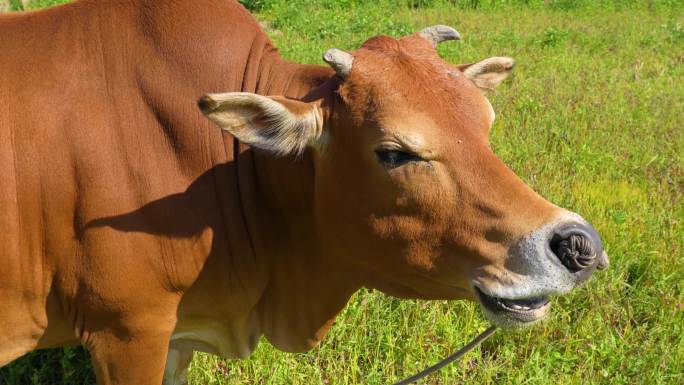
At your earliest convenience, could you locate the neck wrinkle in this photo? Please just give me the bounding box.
[235,58,359,352]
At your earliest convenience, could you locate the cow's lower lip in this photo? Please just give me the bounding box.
[474,287,550,323]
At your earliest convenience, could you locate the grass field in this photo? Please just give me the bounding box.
[2,0,683,384]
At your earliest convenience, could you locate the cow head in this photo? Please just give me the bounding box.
[198,26,608,327]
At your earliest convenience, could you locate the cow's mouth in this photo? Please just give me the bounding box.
[474,287,550,324]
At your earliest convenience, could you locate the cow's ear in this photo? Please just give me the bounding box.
[198,92,323,156]
[457,57,514,93]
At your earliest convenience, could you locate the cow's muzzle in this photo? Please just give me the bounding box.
[472,213,608,327]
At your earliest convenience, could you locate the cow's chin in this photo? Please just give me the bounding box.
[474,287,551,327]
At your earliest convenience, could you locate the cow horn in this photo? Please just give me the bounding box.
[323,48,353,79]
[419,25,461,47]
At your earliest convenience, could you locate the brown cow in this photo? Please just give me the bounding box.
[0,0,607,384]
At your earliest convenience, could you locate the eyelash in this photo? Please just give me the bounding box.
[375,149,424,168]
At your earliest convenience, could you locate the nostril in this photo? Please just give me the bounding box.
[550,233,597,272]
[547,221,603,275]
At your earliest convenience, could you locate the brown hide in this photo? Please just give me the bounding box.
[0,0,343,382]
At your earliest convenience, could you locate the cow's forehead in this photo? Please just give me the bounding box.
[351,35,452,85]
[340,38,492,137]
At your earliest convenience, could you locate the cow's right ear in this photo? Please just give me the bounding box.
[198,92,323,156]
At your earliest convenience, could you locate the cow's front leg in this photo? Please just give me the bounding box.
[163,345,194,385]
[88,325,174,385]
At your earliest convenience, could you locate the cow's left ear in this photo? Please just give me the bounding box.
[457,57,514,93]
[198,92,323,156]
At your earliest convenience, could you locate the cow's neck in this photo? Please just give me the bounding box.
[239,58,363,353]
[174,51,361,353]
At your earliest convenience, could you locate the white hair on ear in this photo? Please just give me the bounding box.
[200,93,323,157]
[460,57,515,93]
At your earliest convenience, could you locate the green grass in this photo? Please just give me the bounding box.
[2,1,683,384]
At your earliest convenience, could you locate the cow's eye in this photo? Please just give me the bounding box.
[375,148,423,168]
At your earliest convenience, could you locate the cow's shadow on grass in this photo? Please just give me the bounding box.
[0,346,95,385]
